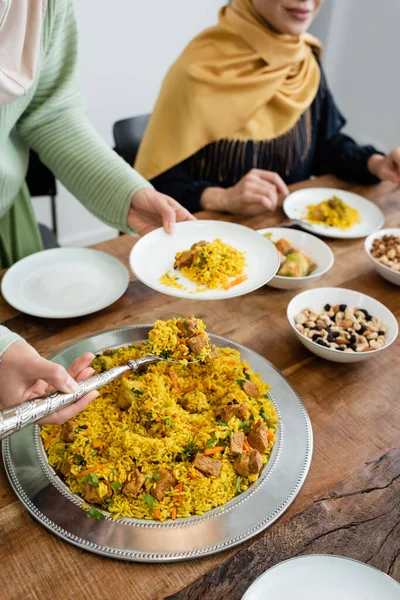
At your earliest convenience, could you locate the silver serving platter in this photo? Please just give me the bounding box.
[2,326,312,562]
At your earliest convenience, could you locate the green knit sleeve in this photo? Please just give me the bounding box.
[0,326,24,358]
[17,0,151,233]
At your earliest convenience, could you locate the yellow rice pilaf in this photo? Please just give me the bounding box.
[161,238,247,291]
[42,340,278,522]
[304,196,361,230]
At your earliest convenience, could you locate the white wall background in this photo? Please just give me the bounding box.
[34,0,225,246]
[34,0,400,246]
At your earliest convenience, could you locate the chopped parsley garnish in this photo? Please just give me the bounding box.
[244,372,251,381]
[105,498,114,507]
[144,494,154,511]
[236,378,245,388]
[236,476,243,493]
[182,442,201,460]
[197,253,207,267]
[159,351,172,360]
[73,454,85,464]
[218,421,228,427]
[264,392,272,400]
[91,449,98,456]
[132,389,143,396]
[153,472,161,482]
[249,413,255,422]
[226,430,232,442]
[112,481,122,490]
[165,417,173,428]
[87,506,105,520]
[83,473,99,487]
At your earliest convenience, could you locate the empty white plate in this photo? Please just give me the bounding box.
[1,248,129,318]
[129,220,280,300]
[284,188,385,239]
[242,555,400,599]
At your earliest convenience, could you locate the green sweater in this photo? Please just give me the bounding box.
[0,0,151,357]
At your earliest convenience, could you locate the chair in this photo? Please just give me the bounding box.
[113,114,150,166]
[26,150,59,248]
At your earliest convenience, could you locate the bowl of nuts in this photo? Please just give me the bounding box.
[365,228,400,286]
[287,287,398,363]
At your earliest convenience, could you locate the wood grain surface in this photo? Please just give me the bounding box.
[0,176,399,600]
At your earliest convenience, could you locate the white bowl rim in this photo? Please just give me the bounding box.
[364,228,400,278]
[257,227,335,282]
[287,286,399,356]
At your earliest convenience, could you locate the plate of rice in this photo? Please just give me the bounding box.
[129,221,280,299]
[283,188,385,239]
[3,323,312,562]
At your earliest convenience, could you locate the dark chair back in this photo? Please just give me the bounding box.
[26,149,58,239]
[113,114,150,166]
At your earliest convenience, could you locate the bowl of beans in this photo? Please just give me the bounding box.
[287,287,398,363]
[365,228,400,286]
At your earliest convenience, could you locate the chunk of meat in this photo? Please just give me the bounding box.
[122,469,145,498]
[193,453,222,477]
[204,344,218,363]
[233,448,263,477]
[150,469,176,501]
[275,238,294,256]
[190,240,207,250]
[84,480,112,505]
[61,420,77,443]
[230,432,244,456]
[215,403,249,422]
[174,251,194,269]
[187,332,209,355]
[176,315,198,338]
[242,380,260,399]
[247,419,269,453]
[59,457,73,477]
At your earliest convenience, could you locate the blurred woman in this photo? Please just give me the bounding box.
[135,0,400,215]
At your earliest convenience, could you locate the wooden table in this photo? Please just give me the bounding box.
[0,176,399,599]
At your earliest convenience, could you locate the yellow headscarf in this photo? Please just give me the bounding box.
[135,0,322,181]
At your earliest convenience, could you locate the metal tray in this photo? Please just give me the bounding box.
[2,326,312,562]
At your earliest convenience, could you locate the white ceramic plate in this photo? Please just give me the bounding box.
[242,555,400,599]
[283,188,385,239]
[365,228,400,286]
[257,228,334,289]
[1,248,129,319]
[287,287,398,363]
[130,221,280,300]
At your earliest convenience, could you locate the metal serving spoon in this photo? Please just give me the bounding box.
[0,355,199,441]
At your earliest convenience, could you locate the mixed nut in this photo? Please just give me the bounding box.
[294,304,387,353]
[371,235,400,272]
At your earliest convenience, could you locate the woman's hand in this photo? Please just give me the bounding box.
[0,342,99,424]
[368,149,400,186]
[200,169,289,214]
[128,188,196,235]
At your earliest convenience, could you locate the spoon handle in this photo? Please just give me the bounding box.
[0,357,158,441]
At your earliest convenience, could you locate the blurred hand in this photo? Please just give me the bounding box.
[368,149,400,186]
[0,342,99,424]
[201,169,289,215]
[128,187,196,236]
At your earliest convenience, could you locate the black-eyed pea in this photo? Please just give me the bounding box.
[335,312,343,325]
[378,335,385,343]
[353,322,361,331]
[306,320,316,328]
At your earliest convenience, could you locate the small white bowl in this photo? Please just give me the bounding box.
[287,287,398,363]
[258,228,334,290]
[365,228,400,286]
